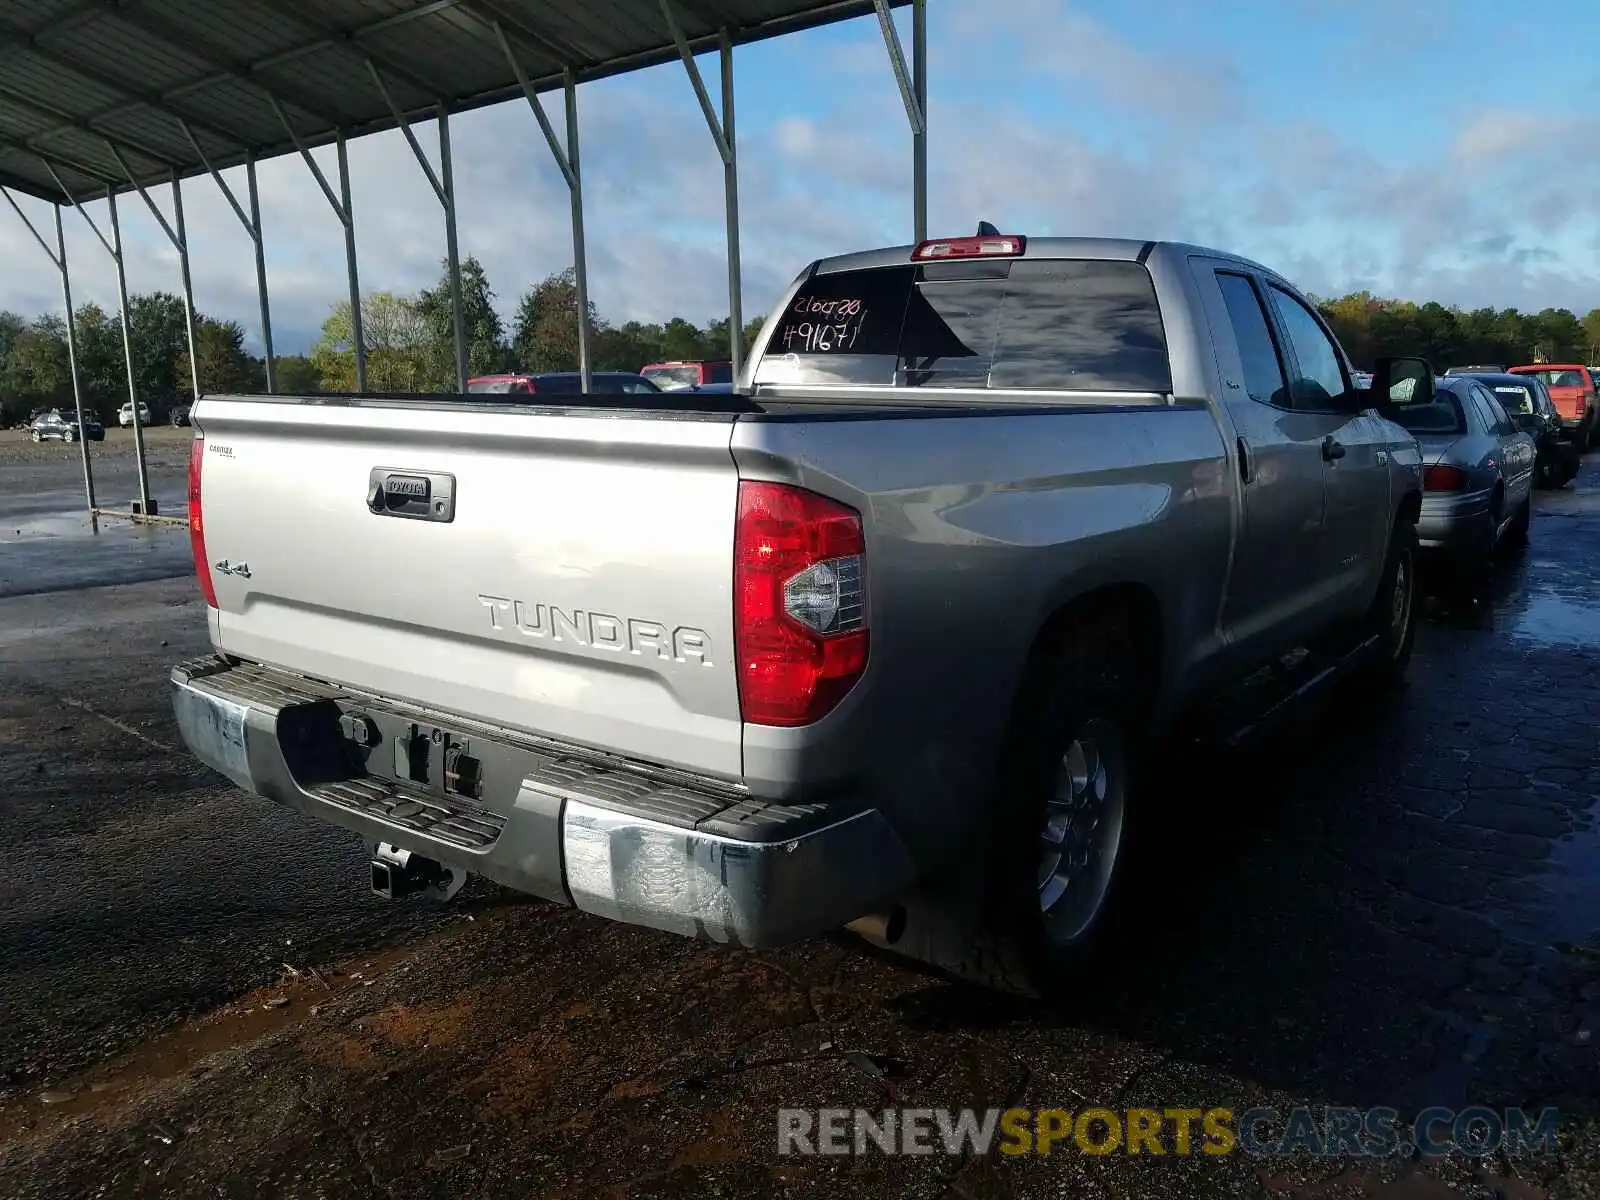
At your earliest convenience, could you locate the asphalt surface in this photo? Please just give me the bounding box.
[0,426,191,598]
[0,433,1597,1198]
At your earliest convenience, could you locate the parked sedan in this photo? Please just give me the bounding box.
[1380,376,1537,578]
[1462,371,1580,489]
[29,408,105,443]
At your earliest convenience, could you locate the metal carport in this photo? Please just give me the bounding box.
[0,0,927,519]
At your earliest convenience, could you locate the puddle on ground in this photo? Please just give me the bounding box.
[1510,588,1600,650]
[0,505,184,543]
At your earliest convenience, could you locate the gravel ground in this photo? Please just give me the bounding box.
[0,444,1596,1199]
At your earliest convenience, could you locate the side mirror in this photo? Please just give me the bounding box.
[1371,356,1435,408]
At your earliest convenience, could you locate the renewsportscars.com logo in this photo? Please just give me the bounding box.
[777,1106,1562,1159]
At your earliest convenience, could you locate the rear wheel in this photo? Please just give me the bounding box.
[961,619,1153,996]
[1344,516,1418,694]
[63,427,75,443]
[29,430,40,443]
[1506,496,1531,548]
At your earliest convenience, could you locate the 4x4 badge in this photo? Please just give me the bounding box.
[214,559,252,579]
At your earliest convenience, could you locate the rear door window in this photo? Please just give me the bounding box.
[757,259,1172,393]
[1471,384,1516,436]
[1214,271,1291,408]
[1492,384,1535,415]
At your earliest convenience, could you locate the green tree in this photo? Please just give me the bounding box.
[1,318,71,421]
[511,268,602,372]
[73,302,125,421]
[178,317,255,398]
[311,292,430,391]
[415,255,509,385]
[126,292,188,409]
[273,355,321,393]
[1582,309,1600,361]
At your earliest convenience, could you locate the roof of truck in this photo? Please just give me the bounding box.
[810,236,1280,281]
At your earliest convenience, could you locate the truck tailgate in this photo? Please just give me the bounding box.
[193,397,743,781]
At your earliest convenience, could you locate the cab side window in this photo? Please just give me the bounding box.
[1267,284,1350,411]
[1215,271,1292,408]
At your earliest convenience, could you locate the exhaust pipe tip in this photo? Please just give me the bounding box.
[845,907,906,949]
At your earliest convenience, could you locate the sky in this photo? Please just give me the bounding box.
[2,0,1599,357]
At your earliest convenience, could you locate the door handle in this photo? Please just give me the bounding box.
[1236,437,1252,484]
[1322,436,1346,462]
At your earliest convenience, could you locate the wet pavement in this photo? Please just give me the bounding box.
[0,444,1596,1198]
[0,428,192,598]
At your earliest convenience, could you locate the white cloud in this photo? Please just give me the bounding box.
[3,0,1600,363]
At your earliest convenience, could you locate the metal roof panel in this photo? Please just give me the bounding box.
[0,0,905,202]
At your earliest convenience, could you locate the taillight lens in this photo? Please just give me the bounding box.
[188,435,217,608]
[1423,464,1469,492]
[734,481,868,726]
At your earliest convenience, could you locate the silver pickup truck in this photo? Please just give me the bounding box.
[171,233,1430,994]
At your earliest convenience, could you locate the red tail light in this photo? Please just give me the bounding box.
[188,435,217,608]
[1423,464,1469,492]
[912,234,1026,261]
[734,481,868,726]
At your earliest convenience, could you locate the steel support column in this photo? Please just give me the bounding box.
[0,187,97,518]
[367,63,466,390]
[565,71,591,391]
[439,106,467,391]
[55,205,95,517]
[107,190,154,515]
[109,147,202,415]
[337,134,366,390]
[498,23,591,390]
[272,99,365,389]
[662,1,744,379]
[184,122,276,391]
[912,0,927,241]
[874,0,927,241]
[47,165,153,515]
[247,156,276,392]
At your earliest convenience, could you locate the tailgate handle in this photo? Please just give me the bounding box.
[367,468,456,523]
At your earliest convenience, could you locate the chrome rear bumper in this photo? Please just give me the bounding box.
[171,656,913,948]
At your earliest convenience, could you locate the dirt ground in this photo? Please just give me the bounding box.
[0,440,1596,1199]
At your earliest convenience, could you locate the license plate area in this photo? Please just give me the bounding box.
[334,707,484,803]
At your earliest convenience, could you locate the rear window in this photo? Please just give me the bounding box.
[1385,390,1467,435]
[467,379,518,394]
[756,259,1172,393]
[1527,369,1589,389]
[1491,384,1535,414]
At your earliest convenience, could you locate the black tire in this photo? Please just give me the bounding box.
[1505,496,1531,548]
[1345,517,1418,694]
[958,616,1153,997]
[63,428,74,443]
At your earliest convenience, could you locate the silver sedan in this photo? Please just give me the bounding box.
[1382,376,1537,577]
